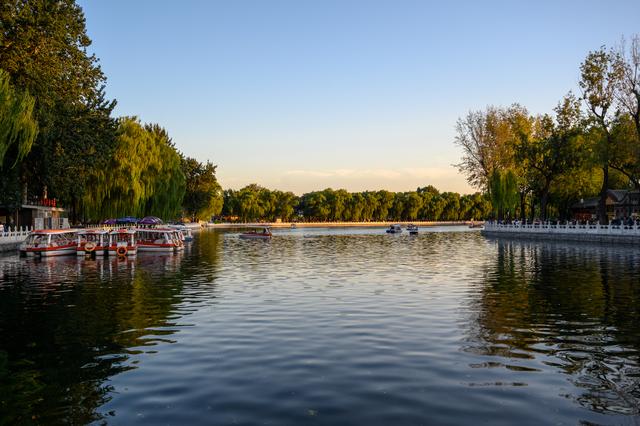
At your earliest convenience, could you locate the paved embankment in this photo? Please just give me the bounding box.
[481,223,640,245]
[207,221,478,229]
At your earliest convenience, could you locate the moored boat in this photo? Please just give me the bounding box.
[136,228,184,252]
[108,229,137,256]
[407,224,419,234]
[239,227,272,240]
[77,229,109,257]
[20,229,79,257]
[168,224,193,242]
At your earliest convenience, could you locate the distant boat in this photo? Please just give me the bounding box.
[386,224,402,234]
[407,224,419,235]
[291,223,297,229]
[240,227,272,240]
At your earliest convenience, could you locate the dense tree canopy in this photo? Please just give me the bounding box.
[82,118,185,221]
[182,157,223,222]
[0,69,37,168]
[0,1,224,224]
[455,34,640,221]
[222,186,489,223]
[0,0,116,213]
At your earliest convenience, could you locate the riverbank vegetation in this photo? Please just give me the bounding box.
[455,35,640,221]
[222,185,490,222]
[0,0,222,223]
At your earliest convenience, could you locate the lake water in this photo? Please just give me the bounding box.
[1,227,639,425]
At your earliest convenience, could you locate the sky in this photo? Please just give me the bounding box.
[78,0,640,195]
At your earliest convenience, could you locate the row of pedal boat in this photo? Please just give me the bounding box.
[386,224,419,234]
[19,225,193,257]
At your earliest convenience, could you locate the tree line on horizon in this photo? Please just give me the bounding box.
[455,35,640,223]
[222,185,490,222]
[0,0,223,223]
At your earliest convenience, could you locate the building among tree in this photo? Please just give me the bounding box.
[571,190,640,221]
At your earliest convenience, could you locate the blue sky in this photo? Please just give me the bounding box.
[79,0,640,194]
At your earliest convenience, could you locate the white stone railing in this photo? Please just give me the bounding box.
[484,221,640,235]
[0,226,33,244]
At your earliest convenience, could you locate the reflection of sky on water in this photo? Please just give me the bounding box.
[0,229,638,424]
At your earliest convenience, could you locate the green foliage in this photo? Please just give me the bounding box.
[83,118,184,221]
[0,0,115,208]
[182,157,223,221]
[489,169,519,219]
[0,69,37,168]
[222,186,486,222]
[454,35,640,221]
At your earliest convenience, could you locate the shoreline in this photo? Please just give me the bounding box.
[481,222,640,245]
[205,221,479,229]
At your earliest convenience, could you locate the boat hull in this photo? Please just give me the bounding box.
[137,244,177,252]
[23,246,77,257]
[107,246,137,256]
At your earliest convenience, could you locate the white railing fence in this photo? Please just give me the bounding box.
[484,221,640,236]
[0,226,33,244]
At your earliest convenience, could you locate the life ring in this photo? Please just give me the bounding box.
[85,242,97,252]
[116,246,128,256]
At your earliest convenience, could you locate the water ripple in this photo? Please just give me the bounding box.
[0,227,639,424]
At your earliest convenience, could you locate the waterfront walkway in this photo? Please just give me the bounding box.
[482,221,640,244]
[0,227,32,252]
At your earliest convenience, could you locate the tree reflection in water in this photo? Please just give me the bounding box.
[466,238,640,416]
[0,231,221,424]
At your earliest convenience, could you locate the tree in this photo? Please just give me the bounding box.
[614,35,640,142]
[515,94,585,219]
[580,47,624,223]
[454,106,519,190]
[0,69,37,168]
[182,157,223,222]
[273,190,298,221]
[82,118,184,221]
[0,0,116,206]
[489,169,519,220]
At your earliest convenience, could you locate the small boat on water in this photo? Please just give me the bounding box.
[240,227,272,240]
[386,224,403,234]
[108,229,137,256]
[136,228,184,252]
[407,224,419,235]
[77,229,109,257]
[20,229,79,257]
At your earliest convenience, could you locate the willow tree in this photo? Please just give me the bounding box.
[83,118,184,221]
[489,169,519,220]
[144,124,185,220]
[0,69,37,167]
[0,69,38,208]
